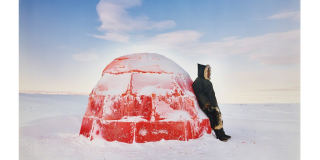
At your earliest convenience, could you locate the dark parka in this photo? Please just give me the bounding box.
[192,64,218,108]
[192,64,223,130]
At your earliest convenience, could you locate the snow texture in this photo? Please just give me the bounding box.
[20,93,300,160]
[102,53,188,76]
[93,73,132,95]
[89,53,206,122]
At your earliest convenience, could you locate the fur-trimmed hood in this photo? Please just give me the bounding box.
[197,63,211,80]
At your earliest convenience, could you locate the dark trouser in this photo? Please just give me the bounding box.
[201,106,223,130]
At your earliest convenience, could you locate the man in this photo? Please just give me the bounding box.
[192,63,231,142]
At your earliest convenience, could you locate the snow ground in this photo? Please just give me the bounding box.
[19,93,300,160]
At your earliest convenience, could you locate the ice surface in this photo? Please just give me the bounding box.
[19,94,300,160]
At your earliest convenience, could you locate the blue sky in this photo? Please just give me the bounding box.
[19,0,300,103]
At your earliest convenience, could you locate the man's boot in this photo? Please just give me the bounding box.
[221,128,231,139]
[213,129,228,142]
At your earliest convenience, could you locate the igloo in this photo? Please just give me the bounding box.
[79,53,211,143]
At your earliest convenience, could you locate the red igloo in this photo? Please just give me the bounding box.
[79,53,211,143]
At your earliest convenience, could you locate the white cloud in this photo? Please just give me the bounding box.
[72,53,100,62]
[220,36,238,41]
[267,11,300,21]
[245,30,300,65]
[91,32,129,43]
[133,29,300,65]
[150,20,176,30]
[219,68,300,103]
[93,0,176,42]
[148,30,202,45]
[227,69,300,92]
[56,45,80,51]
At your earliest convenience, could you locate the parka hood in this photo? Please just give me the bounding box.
[197,63,211,80]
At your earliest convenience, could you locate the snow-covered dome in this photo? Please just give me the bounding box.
[80,53,211,143]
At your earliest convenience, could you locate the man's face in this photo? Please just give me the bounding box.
[207,69,210,78]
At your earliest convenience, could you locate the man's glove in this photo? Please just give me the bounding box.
[207,106,213,112]
[204,102,221,113]
[204,102,214,112]
[204,102,211,109]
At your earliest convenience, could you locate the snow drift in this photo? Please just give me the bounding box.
[79,53,211,143]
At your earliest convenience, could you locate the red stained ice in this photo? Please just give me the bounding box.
[79,53,211,143]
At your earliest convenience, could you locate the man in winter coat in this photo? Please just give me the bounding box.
[192,63,231,142]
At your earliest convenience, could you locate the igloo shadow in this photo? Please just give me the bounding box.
[79,53,211,143]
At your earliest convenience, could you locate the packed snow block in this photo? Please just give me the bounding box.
[79,53,211,143]
[84,95,105,118]
[193,119,212,139]
[183,119,211,140]
[79,117,93,138]
[91,120,135,143]
[135,121,186,143]
[135,119,211,143]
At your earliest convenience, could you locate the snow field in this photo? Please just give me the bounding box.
[19,93,299,160]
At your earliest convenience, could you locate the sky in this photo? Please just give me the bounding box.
[19,0,300,103]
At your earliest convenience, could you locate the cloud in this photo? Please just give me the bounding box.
[245,30,300,65]
[133,29,300,65]
[267,11,300,21]
[91,32,129,43]
[92,0,176,42]
[72,53,100,61]
[131,30,202,52]
[57,45,80,51]
[151,20,176,30]
[148,30,202,45]
[227,69,300,92]
[220,36,238,41]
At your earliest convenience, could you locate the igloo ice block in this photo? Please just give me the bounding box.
[79,53,211,143]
